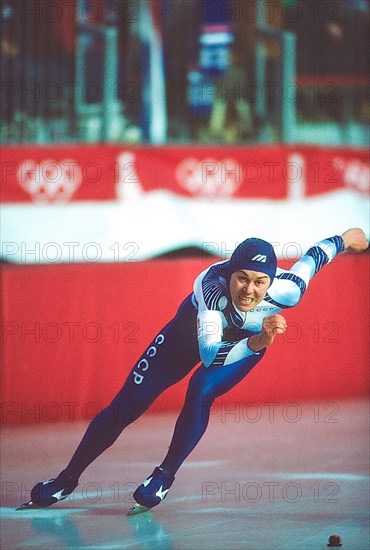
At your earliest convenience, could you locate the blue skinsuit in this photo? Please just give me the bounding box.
[63,236,344,480]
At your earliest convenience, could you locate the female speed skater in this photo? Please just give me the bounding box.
[17,227,368,515]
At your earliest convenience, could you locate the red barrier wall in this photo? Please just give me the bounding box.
[1,255,369,425]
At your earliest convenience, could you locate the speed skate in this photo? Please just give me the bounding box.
[16,500,152,515]
[15,501,41,511]
[16,502,151,514]
[126,503,151,516]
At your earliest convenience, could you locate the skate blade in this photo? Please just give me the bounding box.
[126,503,151,516]
[15,501,41,511]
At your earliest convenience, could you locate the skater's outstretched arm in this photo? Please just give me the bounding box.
[266,227,368,310]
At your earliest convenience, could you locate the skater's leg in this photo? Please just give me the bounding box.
[27,296,200,508]
[132,351,265,510]
[64,295,199,480]
[161,351,265,474]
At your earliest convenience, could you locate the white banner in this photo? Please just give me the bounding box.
[1,188,368,263]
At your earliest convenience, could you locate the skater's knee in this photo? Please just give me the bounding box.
[98,401,143,428]
[187,371,218,402]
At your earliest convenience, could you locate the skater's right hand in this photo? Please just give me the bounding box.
[341,228,368,253]
[248,314,287,352]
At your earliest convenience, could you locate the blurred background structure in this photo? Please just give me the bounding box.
[1,0,369,145]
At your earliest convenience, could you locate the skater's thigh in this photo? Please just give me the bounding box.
[189,350,266,401]
[114,295,200,401]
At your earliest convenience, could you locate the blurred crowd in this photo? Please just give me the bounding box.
[1,0,369,144]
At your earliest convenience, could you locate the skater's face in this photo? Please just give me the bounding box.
[229,269,270,311]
